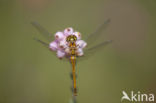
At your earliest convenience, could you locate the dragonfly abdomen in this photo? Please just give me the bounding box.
[70,56,77,96]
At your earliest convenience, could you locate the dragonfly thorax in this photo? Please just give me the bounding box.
[68,42,77,56]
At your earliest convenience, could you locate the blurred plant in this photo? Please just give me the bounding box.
[19,0,53,12]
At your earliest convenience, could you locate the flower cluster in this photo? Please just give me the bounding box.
[49,27,87,59]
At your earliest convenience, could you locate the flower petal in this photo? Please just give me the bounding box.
[57,50,65,58]
[55,32,64,41]
[64,27,73,36]
[49,41,58,51]
[59,38,68,49]
[74,32,81,40]
[77,48,84,56]
[64,47,70,54]
[76,40,87,48]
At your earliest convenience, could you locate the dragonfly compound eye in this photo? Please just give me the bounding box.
[66,36,70,42]
[66,35,77,42]
[74,36,77,41]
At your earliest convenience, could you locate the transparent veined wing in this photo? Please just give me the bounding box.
[31,22,53,42]
[33,37,49,47]
[77,19,112,61]
[85,40,112,53]
[77,40,112,61]
[84,19,111,49]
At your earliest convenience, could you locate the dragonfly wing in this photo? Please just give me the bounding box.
[31,22,53,42]
[85,19,111,48]
[77,40,112,61]
[33,37,49,47]
[85,40,112,52]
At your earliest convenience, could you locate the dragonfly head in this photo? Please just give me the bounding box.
[66,35,77,43]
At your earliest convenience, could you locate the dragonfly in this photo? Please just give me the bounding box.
[31,19,112,96]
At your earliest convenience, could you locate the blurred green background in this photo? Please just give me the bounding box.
[0,0,156,103]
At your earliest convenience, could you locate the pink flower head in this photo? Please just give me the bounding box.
[77,48,84,56]
[73,32,81,40]
[64,27,73,36]
[76,40,87,48]
[49,27,87,59]
[49,41,58,51]
[57,50,65,59]
[59,38,67,49]
[55,32,64,41]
